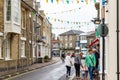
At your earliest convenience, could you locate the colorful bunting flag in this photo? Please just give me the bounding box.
[85,0,88,4]
[51,0,53,3]
[66,0,69,4]
[94,0,96,3]
[76,0,79,3]
[46,0,48,3]
[61,0,64,3]
[32,12,35,16]
[56,0,59,4]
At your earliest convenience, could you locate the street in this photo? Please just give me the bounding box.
[10,61,74,80]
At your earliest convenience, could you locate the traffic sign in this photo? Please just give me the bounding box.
[98,24,109,37]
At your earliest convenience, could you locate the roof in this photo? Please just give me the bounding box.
[80,32,88,36]
[59,30,84,36]
[87,31,95,36]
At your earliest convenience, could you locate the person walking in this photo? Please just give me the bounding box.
[65,53,73,78]
[93,48,100,70]
[61,52,65,63]
[85,49,96,80]
[74,52,83,79]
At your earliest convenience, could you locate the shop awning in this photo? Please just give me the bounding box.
[89,38,99,47]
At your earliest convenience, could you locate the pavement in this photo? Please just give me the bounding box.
[0,57,61,80]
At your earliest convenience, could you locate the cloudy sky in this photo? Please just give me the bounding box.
[37,0,97,36]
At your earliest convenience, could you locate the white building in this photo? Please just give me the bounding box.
[99,0,120,79]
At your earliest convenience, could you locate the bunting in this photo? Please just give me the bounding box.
[56,0,59,4]
[51,0,53,3]
[45,7,82,14]
[47,16,91,25]
[46,0,48,3]
[52,25,81,29]
[66,0,69,4]
[45,0,97,4]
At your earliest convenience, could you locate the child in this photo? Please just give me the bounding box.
[82,65,88,80]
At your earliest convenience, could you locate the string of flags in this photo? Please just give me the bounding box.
[47,16,91,25]
[52,26,81,29]
[45,7,81,14]
[45,0,96,4]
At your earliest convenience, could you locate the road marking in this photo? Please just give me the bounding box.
[69,73,75,80]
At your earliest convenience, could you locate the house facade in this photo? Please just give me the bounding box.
[59,30,83,55]
[52,37,60,56]
[98,0,120,79]
[0,0,52,75]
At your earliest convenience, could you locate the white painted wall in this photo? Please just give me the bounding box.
[105,0,120,79]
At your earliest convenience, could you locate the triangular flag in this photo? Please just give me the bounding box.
[54,18,56,22]
[67,21,69,24]
[85,0,88,4]
[94,0,96,3]
[61,0,64,3]
[51,0,53,3]
[56,0,59,4]
[32,12,35,16]
[47,17,50,20]
[81,0,84,2]
[46,0,48,3]
[76,0,79,3]
[66,0,69,4]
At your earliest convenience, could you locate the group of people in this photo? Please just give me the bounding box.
[62,48,99,80]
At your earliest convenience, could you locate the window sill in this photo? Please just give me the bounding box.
[21,56,26,58]
[0,57,4,60]
[5,58,12,61]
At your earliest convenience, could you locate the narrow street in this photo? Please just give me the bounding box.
[9,61,74,80]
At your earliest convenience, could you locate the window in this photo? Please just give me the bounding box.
[0,39,2,58]
[69,36,72,41]
[14,0,20,23]
[5,37,10,60]
[65,36,67,41]
[70,43,72,47]
[60,36,63,41]
[6,0,11,21]
[65,43,68,47]
[21,41,25,57]
[21,9,26,29]
[76,36,79,41]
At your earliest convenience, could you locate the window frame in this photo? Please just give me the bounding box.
[20,40,26,58]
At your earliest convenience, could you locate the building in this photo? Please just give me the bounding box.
[59,30,84,55]
[40,11,52,58]
[52,37,60,56]
[0,0,52,75]
[98,0,120,79]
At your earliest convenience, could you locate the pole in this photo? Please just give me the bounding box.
[102,18,105,80]
[101,5,105,80]
[116,0,120,79]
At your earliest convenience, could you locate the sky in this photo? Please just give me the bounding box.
[37,0,97,36]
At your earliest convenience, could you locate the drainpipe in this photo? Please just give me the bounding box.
[116,0,120,79]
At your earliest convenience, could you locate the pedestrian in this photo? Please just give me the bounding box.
[93,48,100,70]
[92,49,100,78]
[84,49,96,80]
[82,65,88,80]
[61,52,65,63]
[74,52,83,79]
[65,53,73,78]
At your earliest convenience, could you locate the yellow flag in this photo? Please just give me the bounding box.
[85,0,88,4]
[76,0,79,3]
[46,0,48,3]
[56,0,59,4]
[54,18,56,22]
